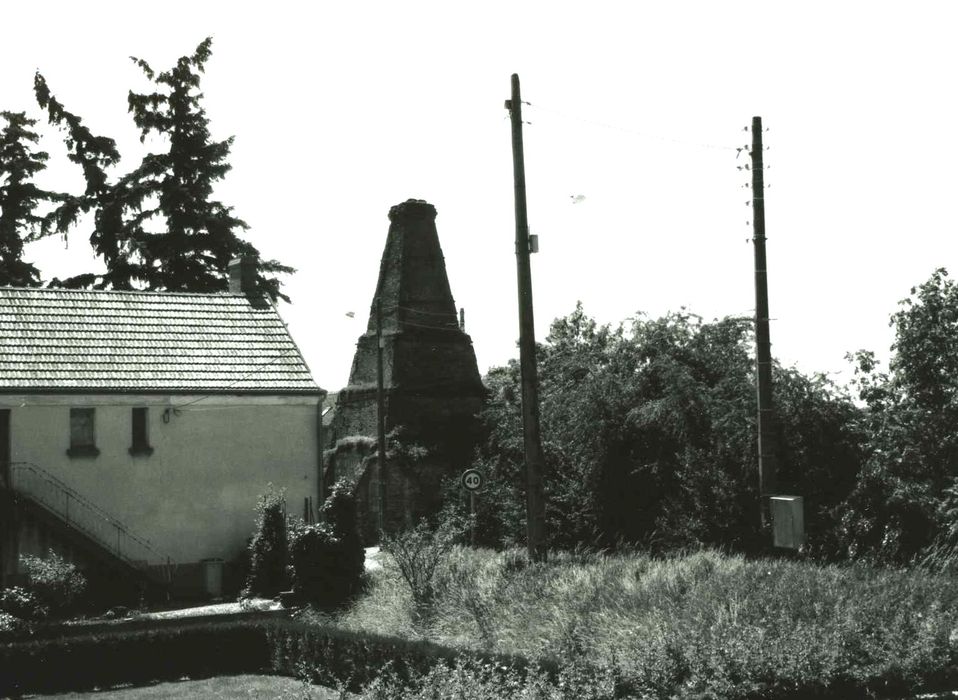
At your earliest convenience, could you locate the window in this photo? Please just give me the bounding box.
[129,407,153,456]
[67,408,99,457]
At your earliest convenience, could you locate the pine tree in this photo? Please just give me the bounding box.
[35,38,293,300]
[0,111,50,286]
[127,37,292,300]
[34,73,140,290]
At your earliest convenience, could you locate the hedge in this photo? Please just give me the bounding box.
[0,617,551,697]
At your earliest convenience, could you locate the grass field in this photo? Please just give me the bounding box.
[314,547,958,698]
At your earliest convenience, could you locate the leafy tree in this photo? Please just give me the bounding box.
[840,268,958,562]
[0,111,51,286]
[470,304,864,555]
[35,38,293,300]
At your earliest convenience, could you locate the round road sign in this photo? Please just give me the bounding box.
[461,469,483,492]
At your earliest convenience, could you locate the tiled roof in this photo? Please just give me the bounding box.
[0,287,322,394]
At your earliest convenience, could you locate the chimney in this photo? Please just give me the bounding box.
[228,256,257,295]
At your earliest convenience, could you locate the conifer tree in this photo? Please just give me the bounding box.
[0,111,49,286]
[34,73,140,290]
[126,37,292,300]
[35,38,292,300]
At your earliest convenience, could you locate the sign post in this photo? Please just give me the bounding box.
[461,469,483,546]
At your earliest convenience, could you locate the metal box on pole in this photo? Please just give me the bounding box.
[770,495,804,549]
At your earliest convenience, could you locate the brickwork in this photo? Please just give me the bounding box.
[325,200,485,540]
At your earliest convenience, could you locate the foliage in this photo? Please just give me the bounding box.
[319,477,365,586]
[0,619,269,696]
[288,478,364,608]
[840,269,958,562]
[358,657,619,700]
[19,551,86,618]
[0,586,48,622]
[471,303,863,554]
[34,38,293,299]
[244,485,289,598]
[380,509,467,628]
[0,551,86,624]
[0,111,50,286]
[337,545,958,700]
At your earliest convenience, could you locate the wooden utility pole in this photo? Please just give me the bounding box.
[376,298,387,536]
[505,73,547,562]
[750,116,778,527]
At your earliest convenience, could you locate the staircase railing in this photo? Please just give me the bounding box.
[8,462,174,583]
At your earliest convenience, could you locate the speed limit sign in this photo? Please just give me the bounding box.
[461,469,483,492]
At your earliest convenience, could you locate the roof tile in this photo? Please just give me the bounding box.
[0,287,322,394]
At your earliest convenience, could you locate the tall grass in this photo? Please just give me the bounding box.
[329,547,958,698]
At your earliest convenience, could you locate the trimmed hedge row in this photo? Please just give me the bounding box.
[0,620,268,696]
[0,617,552,697]
[5,616,952,698]
[264,618,554,691]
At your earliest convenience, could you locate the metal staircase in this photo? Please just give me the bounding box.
[7,462,174,586]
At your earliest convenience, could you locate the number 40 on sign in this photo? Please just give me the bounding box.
[461,469,483,492]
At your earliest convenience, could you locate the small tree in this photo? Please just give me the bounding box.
[244,486,287,598]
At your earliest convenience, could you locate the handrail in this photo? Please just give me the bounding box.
[8,461,174,583]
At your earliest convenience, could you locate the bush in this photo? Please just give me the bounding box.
[0,620,270,696]
[0,586,48,622]
[244,485,288,598]
[319,478,365,590]
[20,551,86,618]
[358,657,618,700]
[381,509,466,627]
[288,478,364,608]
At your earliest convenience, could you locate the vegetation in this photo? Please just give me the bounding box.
[31,37,292,298]
[380,510,466,628]
[244,486,289,598]
[469,304,864,555]
[335,545,958,699]
[0,111,51,286]
[841,268,958,563]
[289,478,365,608]
[0,551,86,628]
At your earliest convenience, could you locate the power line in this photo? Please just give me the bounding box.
[528,103,737,152]
[171,348,302,410]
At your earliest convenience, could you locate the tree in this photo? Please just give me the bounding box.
[35,38,293,300]
[0,111,51,286]
[839,268,958,562]
[34,73,133,290]
[126,38,292,300]
[470,304,864,555]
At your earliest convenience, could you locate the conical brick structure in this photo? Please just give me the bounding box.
[325,199,485,539]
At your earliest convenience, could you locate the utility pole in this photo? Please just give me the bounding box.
[376,297,387,537]
[505,73,547,562]
[750,116,778,528]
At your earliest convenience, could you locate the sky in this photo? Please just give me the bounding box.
[2,2,956,392]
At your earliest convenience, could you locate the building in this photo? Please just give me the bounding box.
[0,259,325,598]
[325,200,485,540]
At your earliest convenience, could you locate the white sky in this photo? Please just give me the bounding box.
[3,1,956,391]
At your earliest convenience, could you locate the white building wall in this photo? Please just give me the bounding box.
[2,393,320,565]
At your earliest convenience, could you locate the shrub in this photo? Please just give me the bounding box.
[381,510,466,627]
[0,619,270,696]
[319,478,365,588]
[288,478,364,609]
[20,551,86,618]
[0,586,48,621]
[244,485,289,598]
